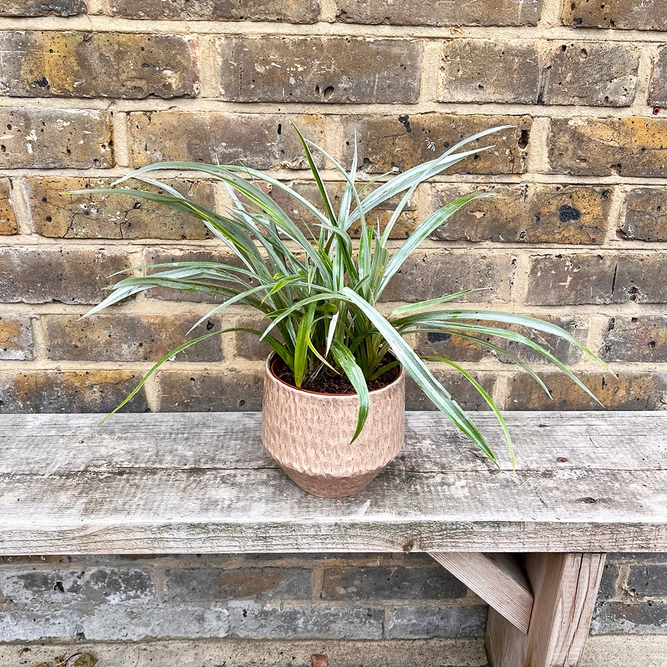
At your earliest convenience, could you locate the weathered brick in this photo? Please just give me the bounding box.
[649,48,667,107]
[43,314,223,362]
[386,605,487,639]
[0,370,149,413]
[429,184,611,244]
[85,604,229,641]
[228,602,384,639]
[321,565,466,601]
[0,247,132,304]
[336,0,543,26]
[157,369,263,411]
[0,32,198,99]
[0,316,33,361]
[415,331,488,364]
[549,118,667,177]
[0,0,86,16]
[0,179,17,235]
[0,109,113,169]
[0,604,228,642]
[415,314,588,366]
[563,0,667,30]
[627,564,667,597]
[439,41,540,104]
[142,249,249,303]
[164,567,312,603]
[0,568,154,605]
[601,316,667,363]
[219,36,421,104]
[26,177,214,240]
[591,601,667,635]
[129,112,325,170]
[598,562,620,600]
[344,115,531,174]
[405,371,495,412]
[381,252,516,303]
[506,372,667,411]
[543,42,639,106]
[0,608,79,641]
[621,188,667,242]
[262,180,417,240]
[233,315,273,361]
[526,254,667,305]
[111,0,319,21]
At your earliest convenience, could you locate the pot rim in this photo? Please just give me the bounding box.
[265,353,405,399]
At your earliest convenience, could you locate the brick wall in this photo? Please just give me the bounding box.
[1,552,666,646]
[1,0,666,652]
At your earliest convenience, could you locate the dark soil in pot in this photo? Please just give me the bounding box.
[271,355,400,395]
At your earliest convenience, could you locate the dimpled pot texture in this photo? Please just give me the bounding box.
[261,355,406,498]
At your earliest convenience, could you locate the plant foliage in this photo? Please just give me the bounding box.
[71,123,609,466]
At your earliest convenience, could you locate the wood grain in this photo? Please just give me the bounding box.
[1,412,665,555]
[486,553,606,667]
[429,552,533,633]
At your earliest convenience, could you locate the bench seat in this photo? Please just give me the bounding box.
[1,411,665,666]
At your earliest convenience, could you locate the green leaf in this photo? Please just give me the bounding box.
[331,339,370,443]
[422,356,514,466]
[98,329,235,424]
[339,287,498,464]
[294,303,317,387]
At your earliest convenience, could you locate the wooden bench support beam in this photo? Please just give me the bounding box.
[486,553,606,667]
[429,552,533,634]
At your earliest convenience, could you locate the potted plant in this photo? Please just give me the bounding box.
[72,124,607,497]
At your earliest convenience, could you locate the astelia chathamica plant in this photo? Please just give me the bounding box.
[70,123,609,466]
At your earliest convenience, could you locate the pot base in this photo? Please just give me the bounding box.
[278,462,388,498]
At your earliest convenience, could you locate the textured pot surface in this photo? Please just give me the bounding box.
[261,356,405,498]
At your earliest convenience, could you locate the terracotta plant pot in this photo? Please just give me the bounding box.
[261,355,406,498]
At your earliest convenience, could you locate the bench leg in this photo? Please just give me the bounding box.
[486,553,606,667]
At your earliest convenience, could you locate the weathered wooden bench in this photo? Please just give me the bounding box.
[1,411,665,666]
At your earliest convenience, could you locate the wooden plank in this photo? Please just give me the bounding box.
[1,411,666,474]
[486,553,606,667]
[429,552,533,633]
[0,412,666,555]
